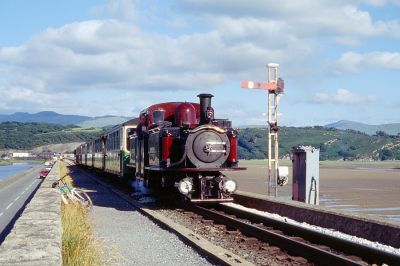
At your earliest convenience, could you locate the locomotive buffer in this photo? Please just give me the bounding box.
[241,63,285,197]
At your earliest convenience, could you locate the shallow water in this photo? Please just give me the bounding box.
[0,163,38,181]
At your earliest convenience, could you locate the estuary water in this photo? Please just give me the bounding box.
[0,163,38,181]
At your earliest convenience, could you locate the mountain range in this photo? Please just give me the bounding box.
[324,120,400,135]
[0,111,130,128]
[0,111,399,135]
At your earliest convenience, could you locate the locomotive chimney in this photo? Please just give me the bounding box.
[198,93,214,125]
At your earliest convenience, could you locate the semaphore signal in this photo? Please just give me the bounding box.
[241,63,286,197]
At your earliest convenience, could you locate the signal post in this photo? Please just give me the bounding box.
[241,63,286,197]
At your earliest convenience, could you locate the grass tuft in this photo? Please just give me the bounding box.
[59,162,100,266]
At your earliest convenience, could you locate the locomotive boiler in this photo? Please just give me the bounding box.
[129,93,245,202]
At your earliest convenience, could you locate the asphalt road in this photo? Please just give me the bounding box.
[0,166,43,244]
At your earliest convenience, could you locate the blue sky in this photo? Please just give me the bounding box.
[0,0,399,126]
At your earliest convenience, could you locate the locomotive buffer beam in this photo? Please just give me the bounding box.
[144,167,246,172]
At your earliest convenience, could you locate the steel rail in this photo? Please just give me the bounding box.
[188,204,397,266]
[217,204,400,265]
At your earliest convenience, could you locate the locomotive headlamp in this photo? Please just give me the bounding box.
[206,107,214,120]
[178,178,193,195]
[221,179,237,194]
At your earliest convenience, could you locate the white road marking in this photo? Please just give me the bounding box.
[14,196,20,202]
[5,203,13,210]
[0,212,3,217]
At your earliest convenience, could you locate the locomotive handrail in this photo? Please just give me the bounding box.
[148,127,161,134]
[190,124,226,134]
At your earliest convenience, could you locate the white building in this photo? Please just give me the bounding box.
[12,152,31,158]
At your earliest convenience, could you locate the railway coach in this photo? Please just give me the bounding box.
[76,118,138,178]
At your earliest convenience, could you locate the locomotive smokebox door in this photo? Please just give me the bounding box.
[292,146,319,205]
[185,129,230,168]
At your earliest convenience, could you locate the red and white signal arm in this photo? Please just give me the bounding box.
[241,78,284,93]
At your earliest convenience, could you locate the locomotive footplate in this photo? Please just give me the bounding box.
[144,166,246,172]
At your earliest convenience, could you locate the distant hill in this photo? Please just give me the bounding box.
[238,126,400,160]
[325,120,400,135]
[1,121,400,161]
[0,111,130,128]
[0,121,105,149]
[0,111,90,125]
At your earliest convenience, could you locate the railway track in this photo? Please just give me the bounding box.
[68,162,400,265]
[186,203,400,266]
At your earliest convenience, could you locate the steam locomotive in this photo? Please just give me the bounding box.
[75,94,244,202]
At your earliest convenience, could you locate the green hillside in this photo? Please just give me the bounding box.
[1,122,400,161]
[238,127,400,160]
[0,122,104,149]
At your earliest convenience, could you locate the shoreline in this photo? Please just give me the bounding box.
[0,164,41,190]
[229,160,400,225]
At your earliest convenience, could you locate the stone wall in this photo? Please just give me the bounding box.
[0,162,61,266]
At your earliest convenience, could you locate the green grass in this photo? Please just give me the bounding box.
[60,163,100,266]
[0,160,12,166]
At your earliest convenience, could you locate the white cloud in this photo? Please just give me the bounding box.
[0,13,314,97]
[0,20,230,93]
[0,0,398,119]
[0,85,72,112]
[176,0,400,41]
[362,0,400,6]
[333,51,400,73]
[311,89,377,104]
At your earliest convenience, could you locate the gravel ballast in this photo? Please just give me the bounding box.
[68,164,214,265]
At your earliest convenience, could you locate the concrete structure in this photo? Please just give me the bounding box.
[234,191,400,249]
[292,146,320,205]
[0,162,62,265]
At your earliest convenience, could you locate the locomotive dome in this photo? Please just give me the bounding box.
[175,102,197,128]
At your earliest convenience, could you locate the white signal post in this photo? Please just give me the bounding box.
[241,63,284,197]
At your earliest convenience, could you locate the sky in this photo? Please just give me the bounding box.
[0,0,399,126]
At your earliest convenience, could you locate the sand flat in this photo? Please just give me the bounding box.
[225,161,400,223]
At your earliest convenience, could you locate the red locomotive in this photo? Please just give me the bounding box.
[75,93,245,203]
[129,94,245,202]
